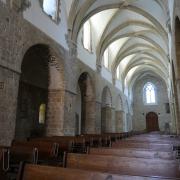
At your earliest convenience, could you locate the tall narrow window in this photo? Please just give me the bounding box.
[116,65,120,79]
[144,82,156,104]
[39,104,46,124]
[42,0,60,22]
[83,20,91,51]
[103,49,109,69]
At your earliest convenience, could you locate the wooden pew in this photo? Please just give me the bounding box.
[29,136,86,153]
[88,147,175,160]
[17,163,177,180]
[112,141,173,151]
[9,140,61,167]
[126,137,180,144]
[0,148,8,180]
[64,153,180,178]
[12,141,59,161]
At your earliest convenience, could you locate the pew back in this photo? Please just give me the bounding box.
[65,153,180,178]
[88,147,175,160]
[17,163,177,180]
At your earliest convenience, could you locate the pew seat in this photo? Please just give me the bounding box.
[17,163,178,180]
[112,142,172,151]
[88,147,175,160]
[64,153,180,178]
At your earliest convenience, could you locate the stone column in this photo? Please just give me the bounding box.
[101,106,113,133]
[84,100,96,134]
[95,101,101,134]
[126,113,133,131]
[175,79,180,134]
[111,108,116,133]
[115,110,125,132]
[0,67,20,146]
[46,89,65,136]
[170,102,177,134]
[63,90,77,135]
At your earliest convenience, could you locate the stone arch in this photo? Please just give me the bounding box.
[77,72,96,134]
[15,44,65,139]
[101,86,113,133]
[175,16,180,77]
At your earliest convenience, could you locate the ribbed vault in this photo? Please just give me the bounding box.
[68,0,170,97]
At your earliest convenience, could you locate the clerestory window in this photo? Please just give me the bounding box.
[83,20,92,51]
[103,48,109,69]
[41,0,60,23]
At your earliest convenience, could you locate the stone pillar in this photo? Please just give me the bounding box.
[0,67,20,146]
[46,89,65,136]
[101,106,113,133]
[84,100,96,134]
[126,113,133,131]
[63,90,77,135]
[115,110,125,132]
[95,101,101,134]
[175,79,180,134]
[111,108,116,133]
[170,100,178,134]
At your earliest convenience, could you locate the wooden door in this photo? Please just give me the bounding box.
[146,112,159,132]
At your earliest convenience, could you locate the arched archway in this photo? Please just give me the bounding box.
[78,72,95,134]
[15,44,65,139]
[146,112,159,132]
[101,86,112,133]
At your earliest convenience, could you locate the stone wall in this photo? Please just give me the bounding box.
[0,1,131,145]
[0,1,69,145]
[133,75,174,133]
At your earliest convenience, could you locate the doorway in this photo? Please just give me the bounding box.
[146,112,159,132]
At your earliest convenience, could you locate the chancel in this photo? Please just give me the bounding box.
[1,0,180,179]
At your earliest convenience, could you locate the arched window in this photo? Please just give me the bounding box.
[116,65,120,79]
[144,82,156,104]
[103,48,109,69]
[83,20,91,51]
[39,104,46,124]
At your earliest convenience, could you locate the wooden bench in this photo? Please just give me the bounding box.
[112,141,173,151]
[12,141,59,160]
[29,136,86,153]
[64,153,180,178]
[0,147,8,180]
[17,163,177,180]
[0,140,60,174]
[88,147,175,160]
[126,137,180,144]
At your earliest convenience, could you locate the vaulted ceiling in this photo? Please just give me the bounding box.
[68,0,170,94]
